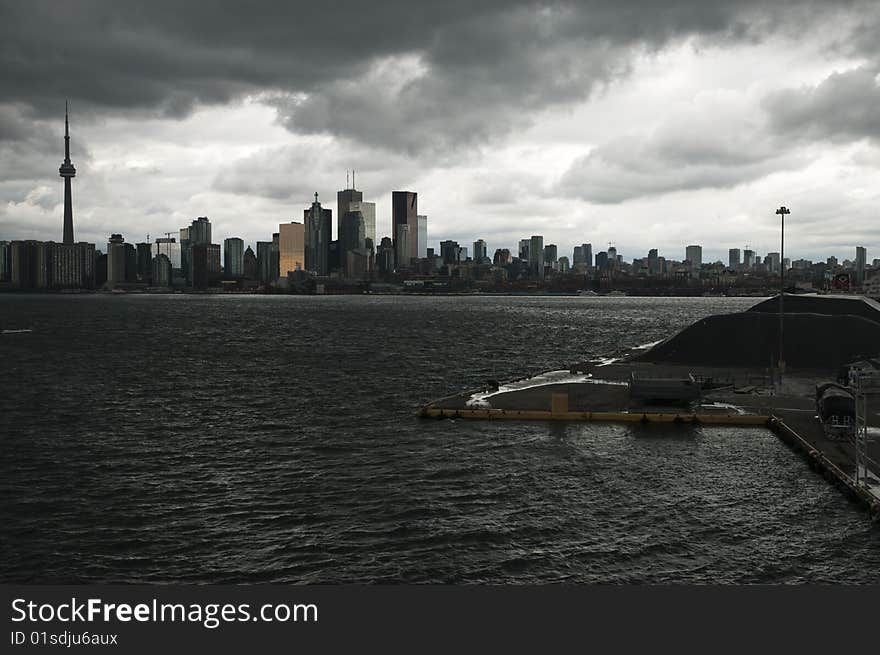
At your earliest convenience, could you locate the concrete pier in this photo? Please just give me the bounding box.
[420,361,880,518]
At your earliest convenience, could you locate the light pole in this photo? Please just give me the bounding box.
[775,206,790,384]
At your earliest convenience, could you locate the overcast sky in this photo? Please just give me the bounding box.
[1,0,878,264]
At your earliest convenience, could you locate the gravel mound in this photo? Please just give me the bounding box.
[634,311,880,369]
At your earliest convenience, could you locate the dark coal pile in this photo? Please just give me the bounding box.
[634,311,880,370]
[748,294,880,324]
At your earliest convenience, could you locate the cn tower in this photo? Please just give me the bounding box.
[59,100,76,244]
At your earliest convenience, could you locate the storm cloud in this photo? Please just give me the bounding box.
[1,0,879,261]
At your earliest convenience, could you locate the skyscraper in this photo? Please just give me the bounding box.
[224,237,244,278]
[473,239,487,263]
[59,102,76,245]
[279,222,305,276]
[153,237,181,269]
[519,239,530,261]
[685,245,702,277]
[337,178,363,242]
[349,201,376,248]
[417,215,428,259]
[582,243,592,270]
[729,248,741,269]
[189,217,211,245]
[136,242,153,283]
[529,235,544,278]
[243,246,257,280]
[106,234,126,287]
[395,223,412,269]
[544,244,558,267]
[392,191,418,268]
[340,210,366,275]
[304,193,332,275]
[257,239,280,285]
[855,246,867,284]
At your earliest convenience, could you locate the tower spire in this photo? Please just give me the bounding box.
[59,100,77,244]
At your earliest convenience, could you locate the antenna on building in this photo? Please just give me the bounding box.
[346,170,349,189]
[352,169,355,189]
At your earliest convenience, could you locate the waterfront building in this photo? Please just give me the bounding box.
[279,222,305,276]
[223,237,245,278]
[743,249,756,268]
[392,191,418,269]
[9,241,48,289]
[152,253,172,287]
[136,242,152,283]
[95,253,107,288]
[243,246,257,280]
[518,239,530,261]
[595,250,609,270]
[106,234,126,287]
[190,244,209,290]
[729,248,741,269]
[179,227,191,278]
[59,102,77,245]
[529,235,544,279]
[417,215,428,259]
[207,244,221,282]
[558,256,570,273]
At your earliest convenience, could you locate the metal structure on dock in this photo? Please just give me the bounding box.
[850,369,880,490]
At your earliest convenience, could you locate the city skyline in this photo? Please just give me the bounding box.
[2,2,880,264]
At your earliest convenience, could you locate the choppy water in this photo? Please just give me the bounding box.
[1,294,878,583]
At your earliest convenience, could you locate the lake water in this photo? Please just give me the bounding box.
[1,294,878,583]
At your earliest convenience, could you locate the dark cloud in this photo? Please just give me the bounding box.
[764,65,880,143]
[0,0,852,155]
